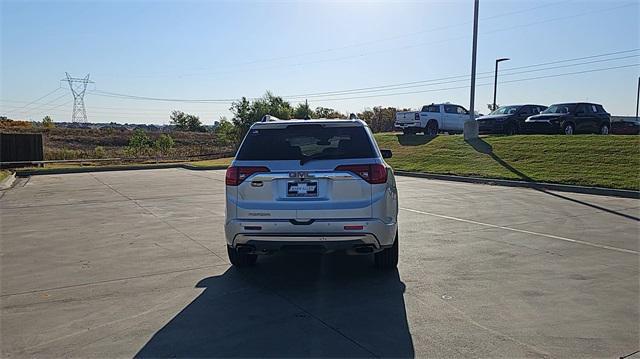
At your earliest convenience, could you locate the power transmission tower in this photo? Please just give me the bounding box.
[63,73,93,123]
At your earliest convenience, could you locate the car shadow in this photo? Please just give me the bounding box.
[135,254,414,358]
[466,138,639,222]
[396,133,437,146]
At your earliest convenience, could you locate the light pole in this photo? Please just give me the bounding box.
[464,0,480,141]
[492,58,510,111]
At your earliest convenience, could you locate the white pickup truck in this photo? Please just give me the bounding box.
[394,103,470,135]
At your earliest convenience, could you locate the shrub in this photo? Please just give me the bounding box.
[154,134,175,156]
[127,129,153,156]
[42,116,54,128]
[94,146,107,158]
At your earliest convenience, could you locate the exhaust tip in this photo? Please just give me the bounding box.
[354,245,374,254]
[236,245,255,254]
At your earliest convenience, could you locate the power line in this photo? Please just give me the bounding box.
[309,63,639,102]
[88,90,237,103]
[24,100,74,120]
[98,1,569,80]
[18,92,69,113]
[282,49,640,98]
[90,3,634,81]
[93,1,629,81]
[30,64,637,121]
[289,54,640,99]
[1,87,62,113]
[86,49,639,103]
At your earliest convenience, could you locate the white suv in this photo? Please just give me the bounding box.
[224,118,399,269]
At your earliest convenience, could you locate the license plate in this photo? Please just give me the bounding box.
[287,181,318,197]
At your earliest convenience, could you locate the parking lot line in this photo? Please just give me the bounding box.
[400,207,639,255]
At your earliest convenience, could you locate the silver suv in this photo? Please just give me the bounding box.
[224,118,399,269]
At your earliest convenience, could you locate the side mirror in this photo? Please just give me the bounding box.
[381,149,393,159]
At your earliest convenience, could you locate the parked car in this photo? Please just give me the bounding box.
[225,118,399,269]
[524,102,611,135]
[476,104,547,135]
[394,103,470,135]
[611,118,640,135]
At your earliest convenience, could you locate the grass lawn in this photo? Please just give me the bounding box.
[0,170,10,183]
[8,135,639,191]
[374,133,640,190]
[17,157,233,172]
[189,158,233,167]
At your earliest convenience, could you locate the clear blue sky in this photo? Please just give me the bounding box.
[1,0,639,124]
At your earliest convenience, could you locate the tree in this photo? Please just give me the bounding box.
[293,102,314,119]
[170,110,204,132]
[214,117,237,147]
[358,107,405,133]
[42,115,54,128]
[315,107,344,119]
[154,134,174,156]
[229,97,253,144]
[230,91,293,142]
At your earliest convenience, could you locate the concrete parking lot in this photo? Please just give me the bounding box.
[1,168,638,358]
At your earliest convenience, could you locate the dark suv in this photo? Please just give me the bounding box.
[476,104,547,135]
[524,102,611,135]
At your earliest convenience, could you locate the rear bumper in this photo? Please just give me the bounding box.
[225,218,397,252]
[394,122,421,130]
[235,239,384,255]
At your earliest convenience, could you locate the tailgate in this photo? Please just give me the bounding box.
[396,111,419,123]
[235,169,372,220]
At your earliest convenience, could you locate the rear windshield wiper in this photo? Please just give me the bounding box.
[300,154,334,165]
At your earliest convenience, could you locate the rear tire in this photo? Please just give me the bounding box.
[563,123,574,135]
[374,232,398,270]
[426,120,438,136]
[227,246,257,267]
[504,123,516,136]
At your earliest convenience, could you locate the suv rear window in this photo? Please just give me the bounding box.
[236,125,376,161]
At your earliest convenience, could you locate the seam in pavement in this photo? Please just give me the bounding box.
[395,170,640,199]
[401,207,639,255]
[18,290,194,356]
[89,173,227,263]
[0,264,227,298]
[236,272,380,358]
[179,168,226,182]
[0,192,226,210]
[406,290,554,358]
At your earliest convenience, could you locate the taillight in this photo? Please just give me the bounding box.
[225,166,270,186]
[335,164,388,184]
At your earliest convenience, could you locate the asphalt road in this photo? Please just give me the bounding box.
[1,169,638,358]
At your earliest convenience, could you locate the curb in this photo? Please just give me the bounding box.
[394,170,640,199]
[0,172,16,190]
[12,165,639,199]
[14,163,229,177]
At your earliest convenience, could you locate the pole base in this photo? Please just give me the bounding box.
[463,120,479,140]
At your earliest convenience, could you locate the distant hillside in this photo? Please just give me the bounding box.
[1,126,232,160]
